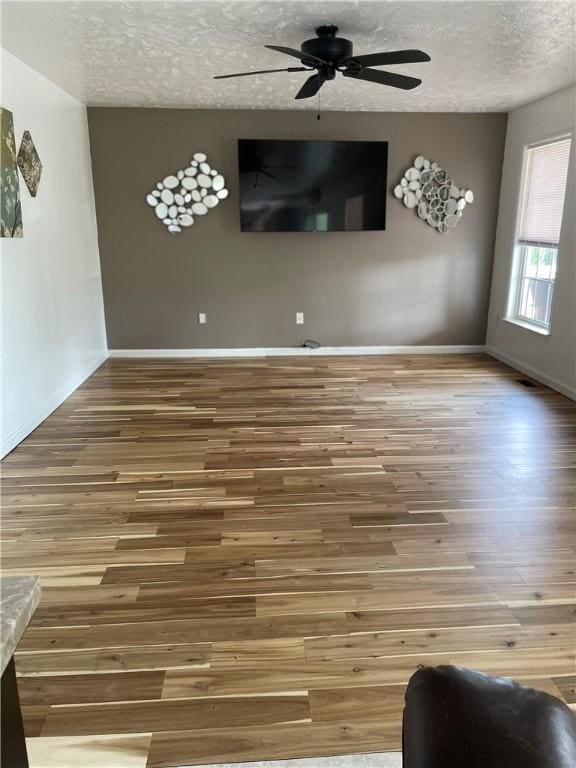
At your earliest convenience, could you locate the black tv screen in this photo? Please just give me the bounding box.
[238,139,388,232]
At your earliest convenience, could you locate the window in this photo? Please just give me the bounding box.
[508,136,571,331]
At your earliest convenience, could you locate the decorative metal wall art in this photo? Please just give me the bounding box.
[394,155,474,234]
[17,130,43,197]
[1,108,23,238]
[146,152,228,235]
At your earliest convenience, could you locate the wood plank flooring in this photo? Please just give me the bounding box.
[1,354,575,767]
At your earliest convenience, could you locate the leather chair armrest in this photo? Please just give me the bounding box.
[402,665,576,768]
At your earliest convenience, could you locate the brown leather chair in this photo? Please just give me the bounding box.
[402,665,576,768]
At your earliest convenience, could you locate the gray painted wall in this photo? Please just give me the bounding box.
[88,108,506,349]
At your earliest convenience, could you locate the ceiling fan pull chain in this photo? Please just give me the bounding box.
[316,90,322,121]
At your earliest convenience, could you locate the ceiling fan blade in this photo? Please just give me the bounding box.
[295,74,325,100]
[349,49,431,67]
[214,67,310,80]
[343,67,422,90]
[265,44,327,66]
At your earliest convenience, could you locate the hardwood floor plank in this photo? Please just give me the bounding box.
[467,550,576,567]
[511,604,576,625]
[344,604,519,633]
[254,552,472,577]
[38,585,139,606]
[392,535,499,554]
[0,565,106,587]
[135,573,453,602]
[185,541,401,563]
[256,586,497,617]
[494,583,576,607]
[17,627,89,652]
[102,559,256,584]
[115,533,222,550]
[18,671,165,706]
[25,733,152,768]
[1,548,187,568]
[305,623,575,662]
[85,613,351,649]
[552,675,576,703]
[516,564,576,584]
[212,638,306,667]
[21,705,50,737]
[221,530,325,546]
[40,694,311,736]
[146,719,398,768]
[32,595,257,627]
[16,644,211,675]
[309,685,405,722]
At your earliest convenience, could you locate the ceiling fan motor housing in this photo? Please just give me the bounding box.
[301,25,353,65]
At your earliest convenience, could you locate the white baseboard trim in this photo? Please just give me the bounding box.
[1,352,108,458]
[109,345,486,359]
[486,345,576,401]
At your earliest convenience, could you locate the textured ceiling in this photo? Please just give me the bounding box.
[2,0,575,112]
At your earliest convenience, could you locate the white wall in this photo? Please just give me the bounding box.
[1,50,107,456]
[486,86,576,399]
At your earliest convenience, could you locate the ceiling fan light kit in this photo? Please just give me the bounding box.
[214,25,430,99]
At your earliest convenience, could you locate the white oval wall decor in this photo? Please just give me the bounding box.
[146,153,228,235]
[395,156,474,234]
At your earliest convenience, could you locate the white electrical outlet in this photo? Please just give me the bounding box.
[198,312,207,325]
[296,312,304,325]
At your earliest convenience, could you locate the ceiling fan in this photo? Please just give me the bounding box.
[214,25,431,100]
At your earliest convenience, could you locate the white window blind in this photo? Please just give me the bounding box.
[518,137,571,247]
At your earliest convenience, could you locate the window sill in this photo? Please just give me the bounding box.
[502,317,551,337]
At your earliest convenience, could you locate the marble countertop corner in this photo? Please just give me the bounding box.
[1,575,41,676]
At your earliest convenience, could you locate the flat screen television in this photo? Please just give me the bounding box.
[238,139,388,232]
